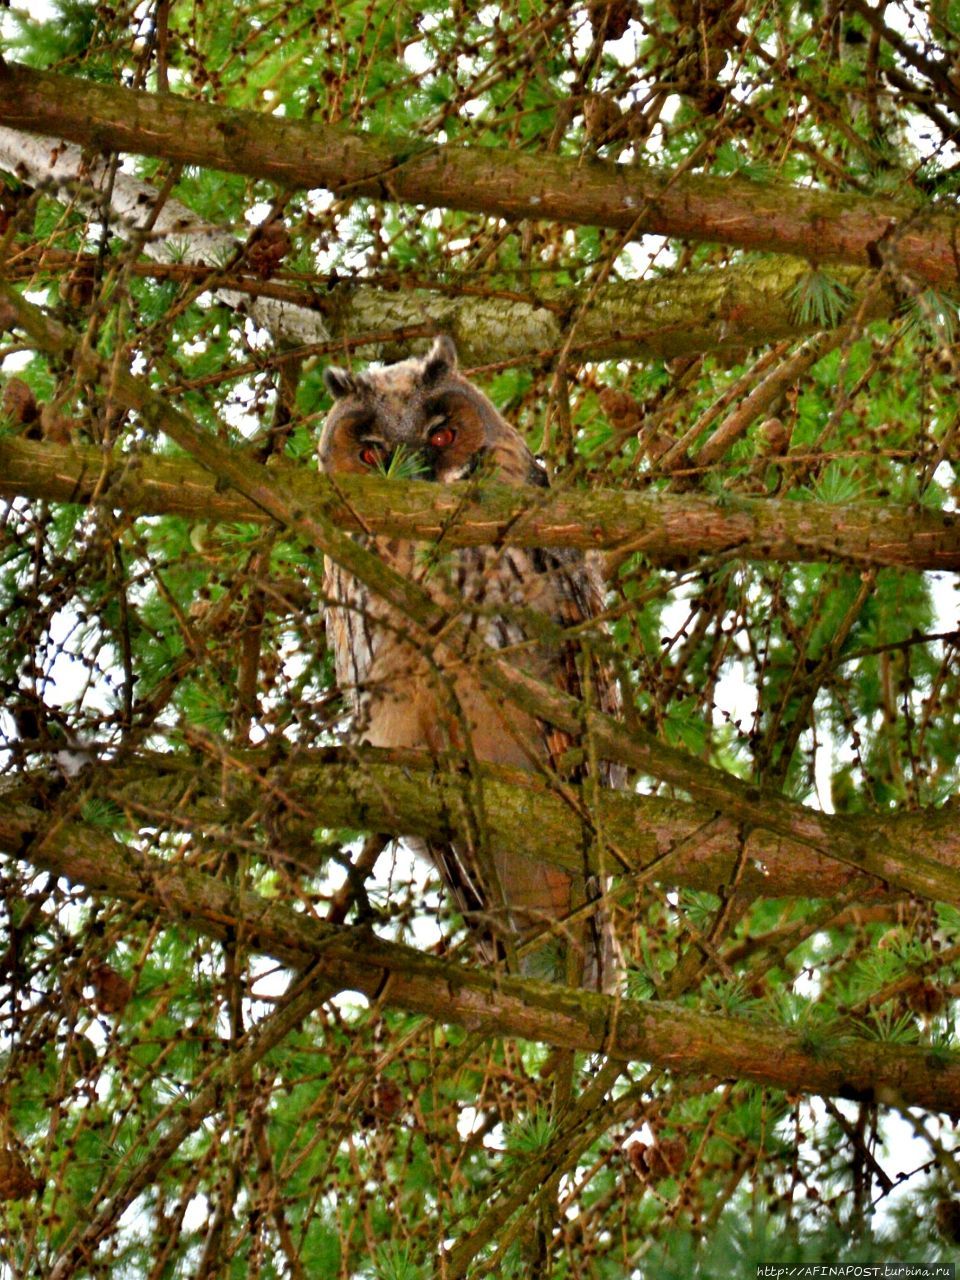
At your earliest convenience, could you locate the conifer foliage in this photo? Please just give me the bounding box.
[0,1,959,1273]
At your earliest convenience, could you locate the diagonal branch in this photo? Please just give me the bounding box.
[0,61,957,286]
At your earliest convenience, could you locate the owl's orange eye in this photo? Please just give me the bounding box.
[428,424,456,449]
[358,444,382,467]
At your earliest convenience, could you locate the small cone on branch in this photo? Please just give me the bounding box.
[247,221,291,279]
[935,1197,960,1245]
[60,259,97,309]
[91,963,133,1015]
[626,1136,688,1181]
[588,0,634,42]
[3,377,38,426]
[758,417,790,456]
[598,386,643,432]
[0,1146,39,1201]
[583,93,624,144]
[40,403,74,445]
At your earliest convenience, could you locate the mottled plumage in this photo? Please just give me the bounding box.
[319,336,620,990]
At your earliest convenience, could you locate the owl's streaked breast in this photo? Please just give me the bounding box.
[324,537,555,762]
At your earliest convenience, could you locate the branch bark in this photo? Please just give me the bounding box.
[0,125,891,362]
[4,783,960,1116]
[100,746,960,902]
[1,61,957,286]
[1,435,958,571]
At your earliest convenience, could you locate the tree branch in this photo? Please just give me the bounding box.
[1,436,958,571]
[5,284,960,911]
[0,125,892,362]
[1,61,957,286]
[4,785,960,1117]
[95,746,960,902]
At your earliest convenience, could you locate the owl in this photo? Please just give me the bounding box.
[319,336,621,991]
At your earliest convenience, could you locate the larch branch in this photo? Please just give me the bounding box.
[4,284,959,911]
[2,783,959,1116]
[0,61,957,286]
[0,436,958,571]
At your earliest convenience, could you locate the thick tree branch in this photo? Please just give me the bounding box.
[317,261,882,364]
[103,747,960,901]
[5,285,960,911]
[1,436,958,571]
[1,61,957,286]
[0,126,890,361]
[3,787,960,1116]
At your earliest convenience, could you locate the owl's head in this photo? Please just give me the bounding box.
[319,336,540,486]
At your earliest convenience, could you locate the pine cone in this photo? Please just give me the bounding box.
[626,1136,688,1180]
[0,1147,38,1201]
[247,222,292,279]
[3,378,38,426]
[583,93,624,144]
[91,964,133,1014]
[598,386,643,431]
[758,417,790,456]
[588,0,634,42]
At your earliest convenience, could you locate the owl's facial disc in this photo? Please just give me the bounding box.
[319,347,511,483]
[419,394,488,482]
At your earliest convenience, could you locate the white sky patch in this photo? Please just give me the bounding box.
[249,956,293,1002]
[660,584,758,743]
[1,348,34,374]
[456,1104,481,1140]
[403,40,430,77]
[0,0,54,35]
[181,1194,210,1234]
[714,667,757,735]
[814,734,835,815]
[246,200,276,226]
[792,972,820,1005]
[797,1095,941,1230]
[930,571,958,632]
[602,28,641,66]
[44,604,114,713]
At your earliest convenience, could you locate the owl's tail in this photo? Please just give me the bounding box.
[429,840,621,993]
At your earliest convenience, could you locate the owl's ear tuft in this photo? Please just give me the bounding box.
[324,366,357,400]
[422,335,458,386]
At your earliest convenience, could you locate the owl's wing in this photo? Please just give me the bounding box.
[527,547,623,990]
[534,547,623,785]
[420,544,622,988]
[426,838,512,967]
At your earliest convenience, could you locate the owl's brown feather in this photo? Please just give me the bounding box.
[319,337,621,991]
